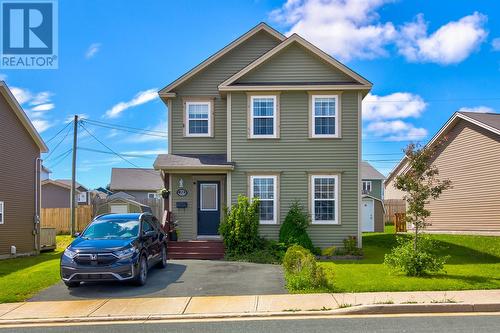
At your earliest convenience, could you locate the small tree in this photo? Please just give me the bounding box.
[385,142,451,276]
[279,201,314,251]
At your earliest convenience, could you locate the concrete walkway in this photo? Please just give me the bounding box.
[1,290,499,324]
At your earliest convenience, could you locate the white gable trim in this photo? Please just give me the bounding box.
[0,82,48,153]
[218,34,372,90]
[159,23,285,96]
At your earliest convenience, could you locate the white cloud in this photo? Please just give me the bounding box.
[122,149,168,156]
[363,92,427,120]
[128,121,167,143]
[458,106,495,113]
[31,103,55,111]
[270,0,487,64]
[270,0,397,61]
[11,87,33,104]
[31,119,52,133]
[64,113,89,123]
[366,120,428,141]
[30,91,53,105]
[397,12,488,65]
[492,38,500,51]
[104,88,158,118]
[85,43,101,59]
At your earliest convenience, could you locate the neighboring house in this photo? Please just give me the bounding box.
[0,81,49,258]
[96,197,152,215]
[41,165,51,181]
[385,111,500,233]
[153,23,372,247]
[361,161,385,232]
[95,187,113,196]
[41,179,89,208]
[109,168,163,201]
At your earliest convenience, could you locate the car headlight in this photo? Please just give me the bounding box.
[63,248,77,259]
[113,247,137,259]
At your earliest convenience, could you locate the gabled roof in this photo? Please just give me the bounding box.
[42,179,82,192]
[110,168,163,191]
[362,161,386,180]
[0,81,48,153]
[55,179,89,191]
[218,34,372,91]
[385,111,500,184]
[158,22,285,96]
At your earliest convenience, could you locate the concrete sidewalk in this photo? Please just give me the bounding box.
[0,290,499,324]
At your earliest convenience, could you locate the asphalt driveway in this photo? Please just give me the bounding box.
[30,260,286,301]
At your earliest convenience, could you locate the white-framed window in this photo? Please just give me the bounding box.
[0,201,4,224]
[250,175,277,224]
[250,96,277,138]
[311,95,339,138]
[362,181,372,193]
[200,183,218,211]
[311,175,339,224]
[185,101,211,137]
[147,193,158,199]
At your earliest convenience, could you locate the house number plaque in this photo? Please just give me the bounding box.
[176,188,188,197]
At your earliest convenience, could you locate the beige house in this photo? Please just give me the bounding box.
[385,111,500,233]
[0,81,48,258]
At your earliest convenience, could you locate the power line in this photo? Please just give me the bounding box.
[78,146,154,159]
[79,123,159,176]
[46,148,72,169]
[44,125,73,159]
[81,119,167,138]
[44,121,72,144]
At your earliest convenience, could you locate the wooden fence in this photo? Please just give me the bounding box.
[383,199,406,224]
[394,213,407,232]
[41,206,93,234]
[40,227,56,251]
[137,198,164,219]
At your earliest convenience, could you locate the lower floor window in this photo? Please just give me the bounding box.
[311,175,338,224]
[0,201,3,224]
[250,175,277,224]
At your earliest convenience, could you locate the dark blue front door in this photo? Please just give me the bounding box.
[197,181,220,236]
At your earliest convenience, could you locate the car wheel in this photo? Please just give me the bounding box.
[134,255,148,286]
[64,281,80,288]
[157,245,167,269]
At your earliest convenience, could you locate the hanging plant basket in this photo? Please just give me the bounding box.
[158,188,170,199]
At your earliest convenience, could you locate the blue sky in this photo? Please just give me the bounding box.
[2,0,499,188]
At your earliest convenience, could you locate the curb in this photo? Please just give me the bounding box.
[0,303,499,326]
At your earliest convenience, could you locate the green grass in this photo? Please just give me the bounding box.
[315,226,500,293]
[0,236,72,303]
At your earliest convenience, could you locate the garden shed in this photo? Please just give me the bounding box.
[96,197,152,215]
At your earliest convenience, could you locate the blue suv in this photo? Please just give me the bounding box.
[60,213,168,288]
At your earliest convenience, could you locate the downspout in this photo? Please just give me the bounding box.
[34,157,42,252]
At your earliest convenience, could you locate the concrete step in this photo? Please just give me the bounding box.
[167,240,225,259]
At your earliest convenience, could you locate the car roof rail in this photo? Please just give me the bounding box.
[93,213,110,220]
[139,212,152,221]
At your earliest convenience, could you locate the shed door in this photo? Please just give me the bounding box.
[362,198,374,232]
[110,204,128,214]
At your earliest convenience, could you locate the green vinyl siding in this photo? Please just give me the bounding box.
[170,174,196,240]
[230,91,360,248]
[363,179,382,200]
[235,43,355,84]
[170,31,281,154]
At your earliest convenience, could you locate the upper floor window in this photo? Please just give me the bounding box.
[0,201,4,224]
[185,101,212,137]
[250,96,277,138]
[311,175,339,224]
[311,95,339,138]
[250,175,278,224]
[362,181,372,193]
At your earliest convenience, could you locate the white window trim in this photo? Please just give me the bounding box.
[0,201,4,224]
[200,183,218,212]
[185,101,212,137]
[250,175,278,225]
[311,95,339,138]
[311,175,339,225]
[147,192,157,199]
[362,180,372,193]
[250,95,277,139]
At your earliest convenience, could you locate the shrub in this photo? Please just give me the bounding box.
[283,245,329,291]
[321,246,336,257]
[279,201,314,251]
[226,238,287,264]
[384,235,449,276]
[219,195,260,255]
[333,236,363,256]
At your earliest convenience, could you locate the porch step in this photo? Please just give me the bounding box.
[167,240,225,260]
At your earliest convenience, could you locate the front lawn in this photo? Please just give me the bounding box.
[0,236,72,303]
[314,226,500,293]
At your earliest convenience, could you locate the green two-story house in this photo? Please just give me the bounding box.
[154,23,372,249]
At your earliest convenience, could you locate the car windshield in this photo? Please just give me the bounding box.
[81,220,140,240]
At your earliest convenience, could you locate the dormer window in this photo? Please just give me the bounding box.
[185,101,212,137]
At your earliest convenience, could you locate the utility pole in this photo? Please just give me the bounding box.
[70,115,78,236]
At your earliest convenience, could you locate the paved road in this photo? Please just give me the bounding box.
[1,314,499,332]
[31,260,285,301]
